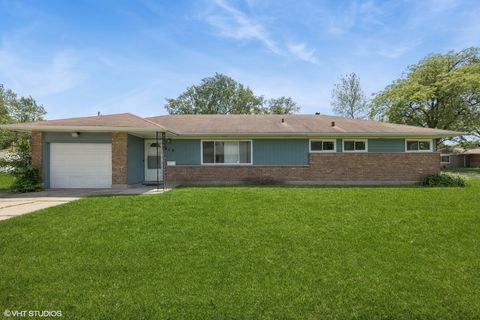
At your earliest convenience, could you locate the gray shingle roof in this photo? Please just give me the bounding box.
[0,113,463,137]
[147,114,461,136]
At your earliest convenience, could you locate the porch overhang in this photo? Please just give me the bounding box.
[0,124,178,137]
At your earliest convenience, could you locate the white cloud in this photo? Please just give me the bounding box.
[0,39,84,97]
[355,39,420,59]
[327,0,384,35]
[287,43,318,64]
[423,0,459,14]
[205,0,280,53]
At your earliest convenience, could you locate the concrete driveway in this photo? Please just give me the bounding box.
[0,187,168,221]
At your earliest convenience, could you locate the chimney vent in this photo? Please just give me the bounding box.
[315,112,321,115]
[331,121,335,127]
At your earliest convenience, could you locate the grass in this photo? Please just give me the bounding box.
[1,180,480,319]
[443,167,480,174]
[0,172,14,191]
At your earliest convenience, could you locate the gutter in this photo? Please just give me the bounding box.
[167,131,464,139]
[0,124,179,135]
[0,124,462,138]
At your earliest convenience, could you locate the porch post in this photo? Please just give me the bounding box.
[162,132,166,190]
[156,131,160,190]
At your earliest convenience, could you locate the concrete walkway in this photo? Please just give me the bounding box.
[0,198,78,220]
[0,187,169,221]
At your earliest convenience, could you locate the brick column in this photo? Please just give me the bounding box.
[112,132,128,187]
[31,131,43,175]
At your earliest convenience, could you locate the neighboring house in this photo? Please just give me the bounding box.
[0,113,461,188]
[439,148,480,168]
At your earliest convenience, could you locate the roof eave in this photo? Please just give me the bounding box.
[170,131,464,138]
[0,124,177,135]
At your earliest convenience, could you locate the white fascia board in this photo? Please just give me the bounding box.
[169,132,463,139]
[0,124,176,134]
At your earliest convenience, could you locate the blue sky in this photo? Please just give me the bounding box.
[0,0,479,119]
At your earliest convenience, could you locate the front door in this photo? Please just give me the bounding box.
[144,140,163,182]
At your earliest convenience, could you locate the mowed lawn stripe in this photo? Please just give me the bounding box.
[0,181,479,319]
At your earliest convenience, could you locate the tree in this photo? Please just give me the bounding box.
[165,73,299,115]
[0,138,42,192]
[266,97,300,114]
[331,73,368,119]
[370,48,480,139]
[0,84,46,149]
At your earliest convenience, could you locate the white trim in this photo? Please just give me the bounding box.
[309,139,337,153]
[165,132,461,138]
[405,139,433,152]
[0,122,459,140]
[0,124,173,133]
[201,140,253,165]
[342,139,368,152]
[440,154,451,164]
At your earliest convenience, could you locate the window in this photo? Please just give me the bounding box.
[343,139,367,152]
[310,140,336,152]
[147,143,162,169]
[440,154,450,164]
[202,141,252,164]
[406,140,432,152]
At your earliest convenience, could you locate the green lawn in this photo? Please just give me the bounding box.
[1,180,479,319]
[443,167,480,174]
[0,172,14,191]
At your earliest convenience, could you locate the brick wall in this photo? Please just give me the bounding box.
[112,132,128,186]
[166,153,441,185]
[31,131,43,174]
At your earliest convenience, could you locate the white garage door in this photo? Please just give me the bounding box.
[50,143,112,188]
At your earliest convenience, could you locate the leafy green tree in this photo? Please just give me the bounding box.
[0,84,46,149]
[370,48,480,138]
[165,73,299,115]
[267,97,300,114]
[0,85,15,125]
[331,73,368,119]
[0,139,42,192]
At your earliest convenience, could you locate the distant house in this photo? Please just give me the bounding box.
[0,113,462,188]
[440,148,480,168]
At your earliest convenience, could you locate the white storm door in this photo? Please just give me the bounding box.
[144,140,163,181]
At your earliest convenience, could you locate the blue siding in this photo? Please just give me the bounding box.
[128,135,144,184]
[253,139,308,165]
[368,139,405,152]
[166,139,201,165]
[42,132,112,188]
[44,132,112,143]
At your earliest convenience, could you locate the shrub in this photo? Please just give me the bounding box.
[0,139,42,192]
[422,172,466,187]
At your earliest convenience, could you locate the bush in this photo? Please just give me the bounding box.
[0,139,42,192]
[422,172,466,187]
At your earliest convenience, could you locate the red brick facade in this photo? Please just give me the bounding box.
[166,153,441,185]
[112,132,128,186]
[31,131,43,174]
